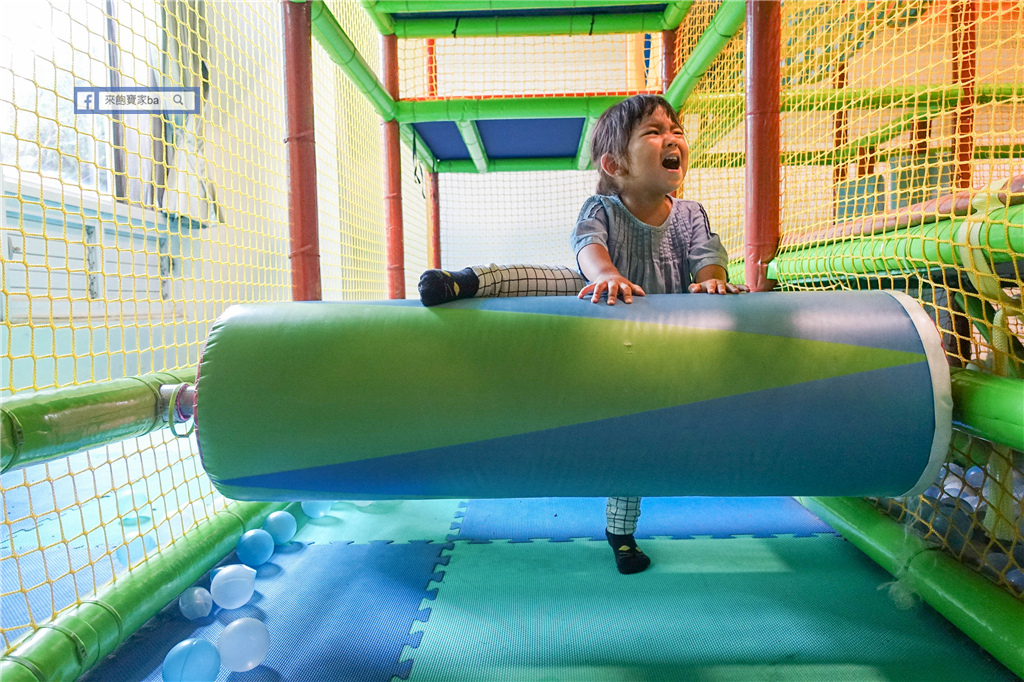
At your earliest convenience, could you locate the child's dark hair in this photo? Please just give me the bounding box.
[591,94,684,196]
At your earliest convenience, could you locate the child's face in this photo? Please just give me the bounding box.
[618,107,688,196]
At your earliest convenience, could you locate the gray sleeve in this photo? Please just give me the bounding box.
[570,196,609,257]
[686,203,730,278]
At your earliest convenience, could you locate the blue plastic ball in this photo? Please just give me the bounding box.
[236,529,275,568]
[115,532,157,568]
[262,511,297,545]
[178,587,213,621]
[964,466,985,488]
[218,617,270,672]
[301,501,333,518]
[162,638,220,682]
[1006,568,1024,592]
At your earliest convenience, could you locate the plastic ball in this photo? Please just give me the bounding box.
[115,532,157,568]
[179,587,213,620]
[262,511,297,545]
[1006,568,1024,592]
[301,501,333,518]
[218,617,270,672]
[210,564,255,610]
[236,529,275,567]
[162,638,220,682]
[964,466,985,488]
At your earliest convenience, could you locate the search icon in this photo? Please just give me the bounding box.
[173,94,184,106]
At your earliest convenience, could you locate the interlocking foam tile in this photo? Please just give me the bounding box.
[451,496,835,542]
[295,498,468,545]
[404,536,1017,682]
[80,540,451,682]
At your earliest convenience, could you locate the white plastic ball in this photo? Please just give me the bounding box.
[218,617,270,672]
[210,564,255,610]
[178,586,213,620]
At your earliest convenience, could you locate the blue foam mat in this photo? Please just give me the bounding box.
[81,540,451,682]
[451,497,836,542]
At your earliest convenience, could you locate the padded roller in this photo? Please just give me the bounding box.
[196,291,951,501]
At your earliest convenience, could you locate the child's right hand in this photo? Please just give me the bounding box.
[578,275,645,305]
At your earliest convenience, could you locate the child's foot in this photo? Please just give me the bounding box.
[606,529,651,574]
[418,267,480,306]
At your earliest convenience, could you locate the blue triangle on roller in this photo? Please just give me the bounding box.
[221,362,935,500]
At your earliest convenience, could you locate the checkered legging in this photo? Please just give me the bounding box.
[606,495,642,535]
[466,263,642,536]
[470,264,586,297]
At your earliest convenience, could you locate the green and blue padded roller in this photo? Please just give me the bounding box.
[196,291,951,501]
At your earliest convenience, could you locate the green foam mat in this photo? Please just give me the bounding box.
[293,498,466,544]
[405,536,1016,681]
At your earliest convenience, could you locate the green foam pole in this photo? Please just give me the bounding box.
[310,0,397,120]
[393,12,667,39]
[799,496,1024,678]
[1,368,196,474]
[359,0,395,35]
[437,157,579,173]
[374,0,661,11]
[0,501,303,682]
[950,369,1024,451]
[400,124,437,171]
[394,87,1018,128]
[771,205,1023,277]
[661,0,694,30]
[456,120,489,173]
[575,116,597,170]
[682,85,1024,114]
[663,0,745,109]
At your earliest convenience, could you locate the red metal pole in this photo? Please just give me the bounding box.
[424,37,441,268]
[832,60,848,185]
[663,29,679,198]
[744,0,781,292]
[382,33,405,299]
[426,170,441,268]
[951,0,977,190]
[283,0,321,301]
[661,29,678,92]
[426,38,438,98]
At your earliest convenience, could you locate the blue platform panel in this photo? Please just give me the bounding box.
[451,496,836,542]
[80,540,452,682]
[412,121,470,161]
[477,118,585,159]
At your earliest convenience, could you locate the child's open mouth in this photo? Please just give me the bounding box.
[662,155,680,170]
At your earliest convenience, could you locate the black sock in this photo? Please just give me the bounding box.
[418,267,480,306]
[606,529,651,575]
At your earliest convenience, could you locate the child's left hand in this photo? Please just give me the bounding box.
[688,279,749,294]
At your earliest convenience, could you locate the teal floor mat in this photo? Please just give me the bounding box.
[405,536,1017,682]
[293,498,466,544]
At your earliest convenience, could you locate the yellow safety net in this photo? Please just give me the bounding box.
[401,0,1024,604]
[1,0,1021,662]
[0,0,428,654]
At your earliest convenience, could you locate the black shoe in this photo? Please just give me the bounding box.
[606,529,651,574]
[418,267,480,306]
